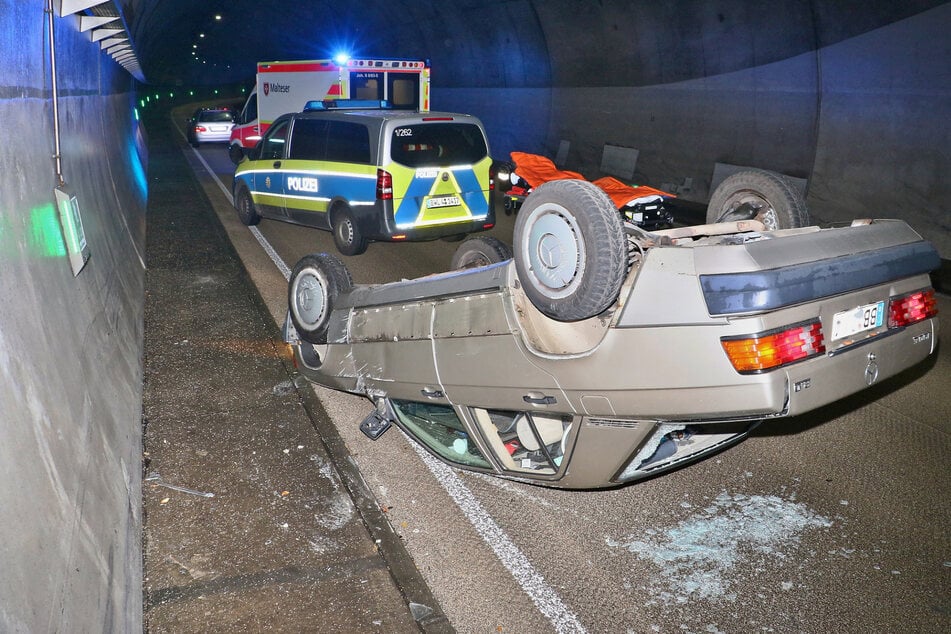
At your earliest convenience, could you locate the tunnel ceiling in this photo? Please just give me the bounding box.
[120,0,944,88]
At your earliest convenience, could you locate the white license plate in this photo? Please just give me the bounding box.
[426,195,460,209]
[831,300,885,340]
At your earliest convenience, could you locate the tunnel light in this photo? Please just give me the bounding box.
[214,14,222,20]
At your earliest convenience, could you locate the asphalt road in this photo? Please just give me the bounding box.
[177,112,950,633]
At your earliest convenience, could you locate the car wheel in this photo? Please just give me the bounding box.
[234,185,261,226]
[191,140,200,148]
[288,253,352,344]
[228,144,244,165]
[705,168,810,229]
[513,179,627,322]
[332,206,368,256]
[451,236,513,269]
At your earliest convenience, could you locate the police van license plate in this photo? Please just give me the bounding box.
[831,300,885,340]
[426,195,460,209]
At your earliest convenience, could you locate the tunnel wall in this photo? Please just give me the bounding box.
[430,0,949,258]
[0,2,145,631]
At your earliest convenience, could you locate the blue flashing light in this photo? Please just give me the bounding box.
[333,52,351,65]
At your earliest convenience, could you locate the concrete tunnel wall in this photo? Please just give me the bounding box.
[0,1,146,631]
[423,0,949,258]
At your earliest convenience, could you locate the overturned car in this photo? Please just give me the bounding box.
[284,178,940,489]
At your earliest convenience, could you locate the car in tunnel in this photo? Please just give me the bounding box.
[231,102,496,256]
[186,106,235,147]
[282,179,940,489]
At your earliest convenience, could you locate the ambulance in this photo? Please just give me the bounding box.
[228,57,430,163]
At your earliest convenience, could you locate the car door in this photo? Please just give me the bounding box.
[252,117,291,218]
[387,121,493,230]
[429,287,567,413]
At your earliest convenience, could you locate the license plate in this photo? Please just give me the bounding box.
[426,195,460,209]
[831,300,885,340]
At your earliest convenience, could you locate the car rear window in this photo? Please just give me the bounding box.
[198,110,234,122]
[390,123,488,167]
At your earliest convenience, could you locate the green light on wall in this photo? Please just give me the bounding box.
[189,90,194,96]
[29,203,67,258]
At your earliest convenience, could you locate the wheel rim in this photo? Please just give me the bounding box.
[292,268,327,329]
[719,191,778,230]
[522,203,584,299]
[461,253,489,268]
[336,218,353,245]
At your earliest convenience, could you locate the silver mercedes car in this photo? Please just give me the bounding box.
[283,177,940,488]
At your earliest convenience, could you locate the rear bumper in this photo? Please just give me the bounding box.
[356,199,496,242]
[783,317,937,416]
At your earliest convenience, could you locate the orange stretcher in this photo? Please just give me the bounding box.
[503,152,674,228]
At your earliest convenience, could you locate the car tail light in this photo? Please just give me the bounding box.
[195,125,207,132]
[721,321,825,374]
[376,169,393,200]
[888,289,937,328]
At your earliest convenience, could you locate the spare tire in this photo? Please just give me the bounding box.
[513,180,627,322]
[706,168,810,229]
[451,236,513,269]
[288,253,352,344]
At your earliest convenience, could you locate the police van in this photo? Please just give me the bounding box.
[229,57,430,164]
[232,102,496,255]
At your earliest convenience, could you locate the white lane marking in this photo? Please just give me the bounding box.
[184,140,291,281]
[184,132,581,631]
[249,225,291,281]
[405,435,586,633]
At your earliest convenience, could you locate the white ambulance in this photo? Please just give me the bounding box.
[229,57,430,163]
